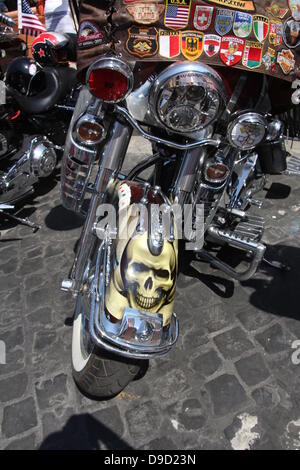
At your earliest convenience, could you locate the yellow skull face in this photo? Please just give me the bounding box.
[122,232,176,314]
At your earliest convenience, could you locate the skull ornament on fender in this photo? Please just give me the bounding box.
[122,232,177,314]
[105,182,178,326]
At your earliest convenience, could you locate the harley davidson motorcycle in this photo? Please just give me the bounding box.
[0,30,78,229]
[60,53,300,398]
[0,12,26,81]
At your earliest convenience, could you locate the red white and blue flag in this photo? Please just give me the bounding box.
[164,1,190,30]
[18,0,46,37]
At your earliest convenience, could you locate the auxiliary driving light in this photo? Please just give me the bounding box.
[227,112,267,150]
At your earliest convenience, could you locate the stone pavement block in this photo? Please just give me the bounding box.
[235,353,270,387]
[251,384,281,409]
[125,401,160,443]
[178,398,206,431]
[35,373,68,411]
[190,349,222,377]
[255,324,293,354]
[0,372,28,403]
[214,327,254,360]
[237,308,273,332]
[2,397,38,438]
[27,306,53,327]
[5,433,36,450]
[205,374,248,417]
[86,406,127,450]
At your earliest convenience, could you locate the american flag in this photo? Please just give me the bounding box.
[19,0,46,37]
[165,5,190,30]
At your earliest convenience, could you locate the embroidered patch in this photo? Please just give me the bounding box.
[269,20,283,46]
[242,41,263,69]
[253,15,270,42]
[204,34,221,57]
[181,31,204,60]
[283,17,300,48]
[219,36,244,66]
[266,2,289,19]
[192,4,214,31]
[126,26,159,57]
[262,47,276,72]
[289,0,300,21]
[215,9,234,36]
[277,48,296,74]
[77,21,106,49]
[126,3,164,24]
[159,30,180,58]
[205,0,255,12]
[233,11,252,38]
[164,0,191,30]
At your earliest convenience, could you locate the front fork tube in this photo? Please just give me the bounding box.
[70,120,133,294]
[171,147,206,206]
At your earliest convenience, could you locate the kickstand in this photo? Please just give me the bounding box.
[0,208,41,233]
[263,256,291,272]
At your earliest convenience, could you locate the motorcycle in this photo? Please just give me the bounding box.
[0,12,27,81]
[60,49,300,398]
[0,31,78,230]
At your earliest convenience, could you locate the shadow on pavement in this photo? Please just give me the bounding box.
[45,205,83,231]
[39,414,133,450]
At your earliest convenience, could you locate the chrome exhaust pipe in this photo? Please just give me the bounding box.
[198,225,266,281]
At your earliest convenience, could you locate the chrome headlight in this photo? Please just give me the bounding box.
[150,63,226,134]
[227,112,267,150]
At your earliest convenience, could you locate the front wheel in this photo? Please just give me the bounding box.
[72,295,145,399]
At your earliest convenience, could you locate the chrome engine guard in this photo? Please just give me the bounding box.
[0,135,57,204]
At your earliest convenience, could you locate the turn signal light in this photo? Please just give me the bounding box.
[75,116,105,145]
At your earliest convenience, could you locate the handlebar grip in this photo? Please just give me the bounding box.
[0,13,16,27]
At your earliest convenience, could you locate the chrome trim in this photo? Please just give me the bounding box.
[74,114,106,146]
[115,105,221,151]
[199,225,266,281]
[89,241,179,359]
[227,112,268,150]
[149,62,227,133]
[0,136,57,204]
[86,57,134,103]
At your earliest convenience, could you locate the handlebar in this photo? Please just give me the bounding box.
[0,13,16,27]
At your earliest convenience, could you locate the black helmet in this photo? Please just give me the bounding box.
[6,57,41,96]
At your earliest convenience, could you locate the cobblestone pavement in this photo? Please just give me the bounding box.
[0,139,300,450]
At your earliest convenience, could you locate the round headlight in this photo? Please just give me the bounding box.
[150,63,226,134]
[227,112,267,150]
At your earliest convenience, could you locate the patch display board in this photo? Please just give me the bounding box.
[77,0,300,82]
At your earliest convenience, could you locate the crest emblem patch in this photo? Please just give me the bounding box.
[233,11,252,38]
[219,36,244,66]
[215,9,234,36]
[192,5,214,31]
[126,26,159,57]
[262,47,276,72]
[181,31,204,60]
[242,41,263,69]
[289,0,300,21]
[277,49,296,74]
[253,15,270,42]
[126,3,165,24]
[204,34,221,57]
[77,21,106,49]
[269,21,283,46]
[159,30,180,58]
[164,0,191,30]
[266,2,289,19]
[283,17,300,48]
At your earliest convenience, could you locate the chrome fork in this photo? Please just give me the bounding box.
[62,119,133,295]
